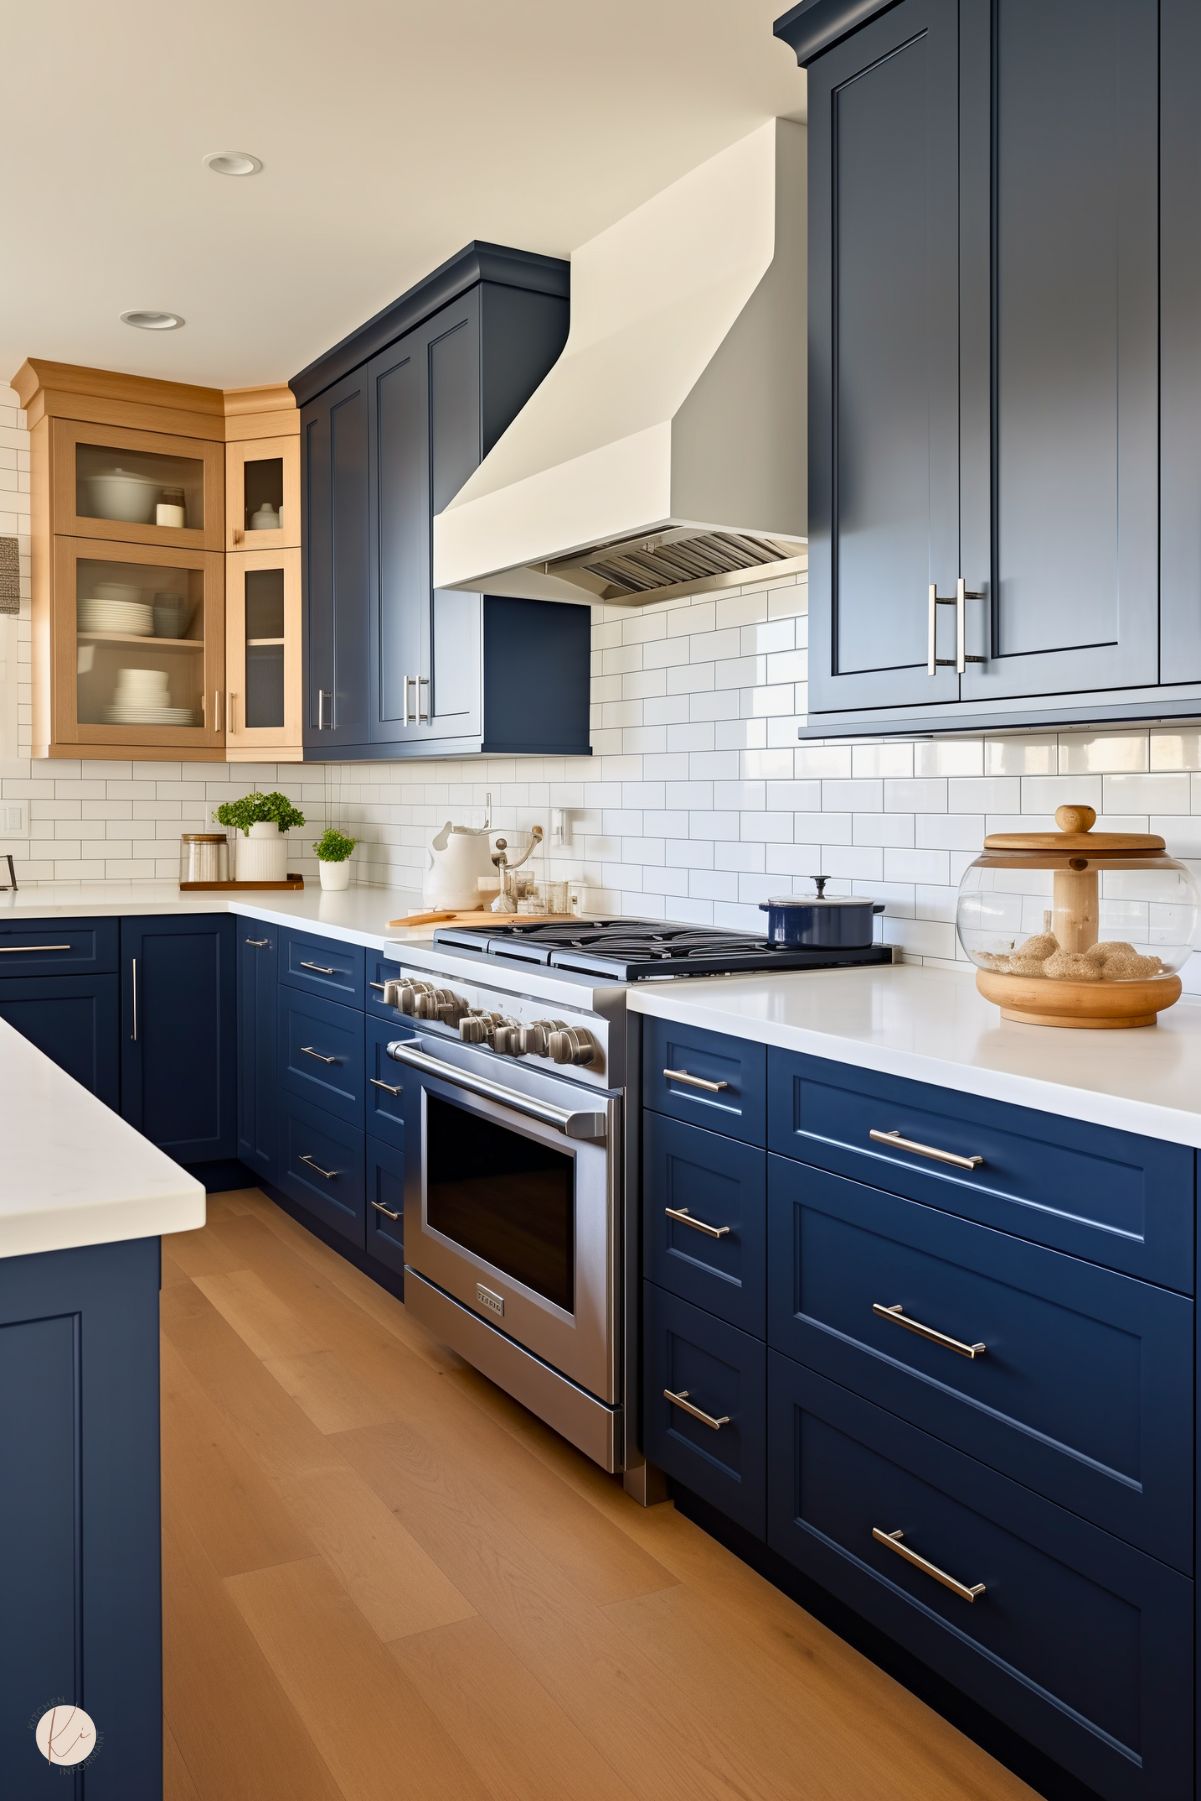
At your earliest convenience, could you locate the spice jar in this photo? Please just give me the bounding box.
[956,804,1199,1027]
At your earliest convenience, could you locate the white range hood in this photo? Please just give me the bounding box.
[433,118,806,608]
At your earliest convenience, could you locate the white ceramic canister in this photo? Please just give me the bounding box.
[235,821,288,883]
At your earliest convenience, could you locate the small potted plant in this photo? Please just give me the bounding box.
[314,826,357,892]
[213,790,305,884]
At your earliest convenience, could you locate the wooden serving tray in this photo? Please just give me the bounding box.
[180,875,305,892]
[388,908,577,929]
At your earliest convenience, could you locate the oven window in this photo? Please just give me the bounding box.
[425,1095,576,1311]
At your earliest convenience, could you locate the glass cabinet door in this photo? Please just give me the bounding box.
[226,434,299,552]
[52,419,223,551]
[225,548,302,758]
[54,537,225,751]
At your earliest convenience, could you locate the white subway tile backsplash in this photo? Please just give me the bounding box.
[985,734,1058,775]
[1102,772,1192,815]
[1059,731,1149,774]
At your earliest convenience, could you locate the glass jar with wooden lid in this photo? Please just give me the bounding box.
[955,804,1199,1027]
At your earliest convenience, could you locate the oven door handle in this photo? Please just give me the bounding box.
[385,1040,609,1141]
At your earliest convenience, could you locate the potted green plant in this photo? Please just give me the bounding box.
[213,790,305,884]
[313,826,357,892]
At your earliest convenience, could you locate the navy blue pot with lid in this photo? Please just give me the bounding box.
[759,877,884,948]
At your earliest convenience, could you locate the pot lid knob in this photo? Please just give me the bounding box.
[813,875,829,898]
[1055,804,1096,835]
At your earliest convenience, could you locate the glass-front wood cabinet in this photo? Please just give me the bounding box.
[225,548,301,758]
[52,418,224,552]
[225,434,298,553]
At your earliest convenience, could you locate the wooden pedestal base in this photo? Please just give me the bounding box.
[976,967,1183,1029]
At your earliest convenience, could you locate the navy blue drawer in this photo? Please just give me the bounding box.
[278,987,364,1125]
[279,1100,365,1250]
[767,1158,1193,1571]
[365,1016,417,1150]
[642,1017,766,1145]
[767,1356,1192,1801]
[768,1050,1194,1290]
[366,951,403,1020]
[0,917,117,978]
[642,1284,765,1536]
[279,929,365,1007]
[643,1114,766,1335]
[365,1136,406,1279]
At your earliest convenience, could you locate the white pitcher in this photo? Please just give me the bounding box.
[423,806,495,910]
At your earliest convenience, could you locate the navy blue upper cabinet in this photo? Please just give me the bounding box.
[294,243,591,761]
[781,0,1189,734]
[120,916,236,1164]
[300,366,370,751]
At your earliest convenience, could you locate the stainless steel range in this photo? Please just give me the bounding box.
[380,919,892,1495]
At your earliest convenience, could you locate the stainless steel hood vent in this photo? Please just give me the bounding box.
[433,120,806,608]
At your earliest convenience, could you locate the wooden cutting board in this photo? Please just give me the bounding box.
[386,908,579,929]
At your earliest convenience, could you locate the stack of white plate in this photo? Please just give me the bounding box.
[78,596,154,635]
[102,667,199,726]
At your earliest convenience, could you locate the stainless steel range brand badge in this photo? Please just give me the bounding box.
[475,1282,505,1318]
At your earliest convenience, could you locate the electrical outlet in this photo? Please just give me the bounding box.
[0,800,28,838]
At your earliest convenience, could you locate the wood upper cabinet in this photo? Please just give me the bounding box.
[225,432,299,552]
[50,417,224,552]
[225,547,302,759]
[784,0,1184,733]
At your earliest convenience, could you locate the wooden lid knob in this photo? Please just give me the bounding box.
[1055,804,1096,835]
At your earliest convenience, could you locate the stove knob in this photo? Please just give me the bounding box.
[413,986,457,1022]
[393,979,434,1015]
[517,1018,562,1058]
[434,989,470,1027]
[546,1025,597,1067]
[458,1011,501,1046]
[492,1018,525,1056]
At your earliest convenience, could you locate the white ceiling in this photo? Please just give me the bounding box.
[1,0,804,390]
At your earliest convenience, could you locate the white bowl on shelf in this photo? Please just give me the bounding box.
[83,470,160,524]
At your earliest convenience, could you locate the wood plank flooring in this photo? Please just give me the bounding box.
[162,1189,1036,1801]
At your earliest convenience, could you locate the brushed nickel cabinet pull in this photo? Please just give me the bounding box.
[0,943,72,953]
[299,959,337,976]
[417,674,430,723]
[869,1128,983,1171]
[130,956,138,1042]
[228,691,238,736]
[663,1067,729,1094]
[403,674,415,729]
[244,937,270,948]
[213,690,224,733]
[300,1045,339,1065]
[664,1205,731,1240]
[873,1302,987,1360]
[299,1153,338,1181]
[368,980,388,992]
[955,577,986,675]
[316,688,329,731]
[928,583,957,674]
[369,1076,402,1097]
[872,1527,986,1603]
[663,1387,731,1431]
[371,1199,402,1222]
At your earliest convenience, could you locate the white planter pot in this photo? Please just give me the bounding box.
[236,821,288,884]
[319,860,351,892]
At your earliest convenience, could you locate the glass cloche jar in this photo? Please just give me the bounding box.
[956,804,1199,1028]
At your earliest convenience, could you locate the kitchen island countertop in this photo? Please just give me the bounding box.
[630,960,1201,1149]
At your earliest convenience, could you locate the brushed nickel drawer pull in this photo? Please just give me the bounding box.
[368,980,388,992]
[664,1205,731,1240]
[369,1076,402,1097]
[869,1128,983,1171]
[0,943,72,953]
[663,1387,731,1431]
[298,1153,338,1181]
[299,959,337,976]
[244,937,270,948]
[663,1067,729,1094]
[371,1199,402,1222]
[873,1302,987,1360]
[300,1045,339,1065]
[872,1527,986,1603]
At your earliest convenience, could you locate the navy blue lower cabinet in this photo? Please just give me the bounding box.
[766,1157,1194,1570]
[0,1236,163,1800]
[0,973,119,1106]
[366,951,402,1019]
[365,1015,409,1151]
[279,1099,366,1249]
[643,1016,767,1145]
[767,1049,1194,1290]
[766,1354,1192,1801]
[279,927,366,1008]
[0,916,117,977]
[642,1283,766,1535]
[643,1113,766,1335]
[237,926,278,1180]
[120,915,236,1164]
[278,986,365,1126]
[365,1135,406,1278]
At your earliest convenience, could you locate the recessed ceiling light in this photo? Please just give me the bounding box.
[120,310,185,331]
[202,150,262,178]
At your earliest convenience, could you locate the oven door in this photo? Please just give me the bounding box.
[390,1035,619,1404]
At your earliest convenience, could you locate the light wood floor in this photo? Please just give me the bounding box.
[162,1189,1035,1801]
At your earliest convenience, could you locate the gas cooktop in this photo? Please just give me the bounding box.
[431,918,894,981]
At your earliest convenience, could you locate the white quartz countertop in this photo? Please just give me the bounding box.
[0,880,426,951]
[630,962,1201,1150]
[0,1016,205,1258]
